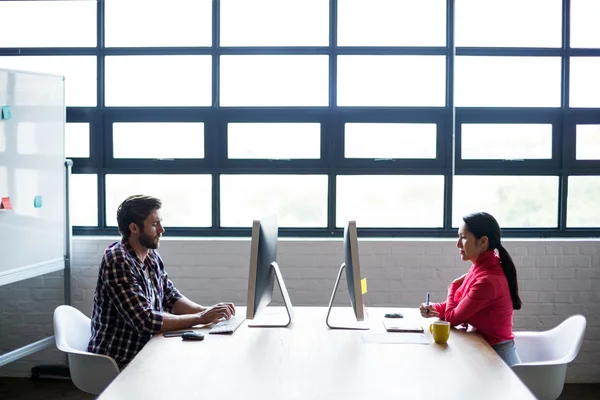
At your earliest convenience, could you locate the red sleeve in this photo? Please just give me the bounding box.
[433,302,447,319]
[443,279,495,326]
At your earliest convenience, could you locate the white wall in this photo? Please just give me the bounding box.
[1,237,599,382]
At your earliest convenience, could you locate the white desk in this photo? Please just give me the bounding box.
[98,307,536,400]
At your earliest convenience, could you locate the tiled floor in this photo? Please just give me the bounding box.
[0,378,599,400]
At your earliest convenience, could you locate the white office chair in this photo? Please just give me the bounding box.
[53,305,120,395]
[512,314,587,400]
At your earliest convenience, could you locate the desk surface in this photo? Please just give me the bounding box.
[98,307,536,400]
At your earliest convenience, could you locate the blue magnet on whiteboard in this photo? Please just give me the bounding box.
[1,105,11,120]
[34,195,42,208]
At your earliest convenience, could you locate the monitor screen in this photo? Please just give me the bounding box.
[344,220,365,321]
[246,214,278,320]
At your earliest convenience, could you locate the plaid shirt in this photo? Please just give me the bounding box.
[87,239,182,369]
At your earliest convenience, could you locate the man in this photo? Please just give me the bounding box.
[88,194,235,369]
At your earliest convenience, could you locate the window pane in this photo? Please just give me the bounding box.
[71,174,97,227]
[571,0,600,48]
[220,175,328,227]
[113,123,204,159]
[455,0,562,47]
[0,1,96,47]
[105,175,212,227]
[338,0,446,46]
[461,124,552,160]
[105,0,211,47]
[455,57,561,107]
[570,57,600,108]
[0,56,97,107]
[453,176,559,228]
[345,123,436,159]
[66,123,90,158]
[105,56,211,107]
[228,123,320,159]
[220,56,328,107]
[337,56,446,107]
[336,175,445,227]
[567,176,600,227]
[221,0,328,46]
[576,125,600,160]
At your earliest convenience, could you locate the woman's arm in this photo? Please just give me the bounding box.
[443,278,495,326]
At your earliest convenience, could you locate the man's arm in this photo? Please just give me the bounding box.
[102,257,233,333]
[102,258,171,335]
[159,312,202,332]
[172,296,207,315]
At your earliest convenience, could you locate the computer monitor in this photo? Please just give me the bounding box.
[325,219,369,330]
[245,214,294,327]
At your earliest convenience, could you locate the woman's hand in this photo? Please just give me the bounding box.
[419,303,439,318]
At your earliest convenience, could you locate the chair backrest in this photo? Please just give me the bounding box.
[545,314,587,364]
[53,305,120,395]
[54,305,94,353]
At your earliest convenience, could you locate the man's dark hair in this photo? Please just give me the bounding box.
[116,195,162,239]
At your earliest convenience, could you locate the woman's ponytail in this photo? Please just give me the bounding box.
[497,244,522,310]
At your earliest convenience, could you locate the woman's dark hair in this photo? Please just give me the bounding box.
[463,212,522,310]
[117,195,162,239]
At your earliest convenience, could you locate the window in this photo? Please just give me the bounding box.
[453,176,559,228]
[113,123,204,159]
[105,175,212,227]
[567,176,600,227]
[0,1,96,48]
[220,175,328,227]
[0,56,97,107]
[220,56,328,107]
[455,0,562,48]
[66,123,90,159]
[336,175,445,228]
[576,125,600,160]
[455,57,561,107]
[105,56,212,107]
[220,0,328,46]
[105,0,211,47]
[461,124,553,160]
[337,56,446,107]
[570,0,600,48]
[345,123,437,159]
[9,1,597,237]
[228,123,320,159]
[70,174,98,227]
[570,57,600,108]
[337,0,446,47]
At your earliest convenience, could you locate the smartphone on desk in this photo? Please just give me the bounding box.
[163,330,193,338]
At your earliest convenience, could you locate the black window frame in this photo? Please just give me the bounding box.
[1,0,599,238]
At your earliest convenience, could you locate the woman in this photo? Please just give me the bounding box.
[420,212,522,366]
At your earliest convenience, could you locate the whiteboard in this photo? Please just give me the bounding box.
[0,68,66,286]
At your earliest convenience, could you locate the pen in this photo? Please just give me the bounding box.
[425,292,430,313]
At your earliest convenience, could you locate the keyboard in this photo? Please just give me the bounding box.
[208,316,245,334]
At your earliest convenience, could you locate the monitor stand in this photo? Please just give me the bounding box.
[248,262,294,328]
[326,263,370,330]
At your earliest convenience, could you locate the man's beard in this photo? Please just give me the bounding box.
[139,231,160,249]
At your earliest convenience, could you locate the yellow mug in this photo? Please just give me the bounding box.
[429,321,451,344]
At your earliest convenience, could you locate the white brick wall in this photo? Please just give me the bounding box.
[1,237,599,382]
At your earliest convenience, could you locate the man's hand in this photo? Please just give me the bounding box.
[197,303,235,325]
[214,302,236,317]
